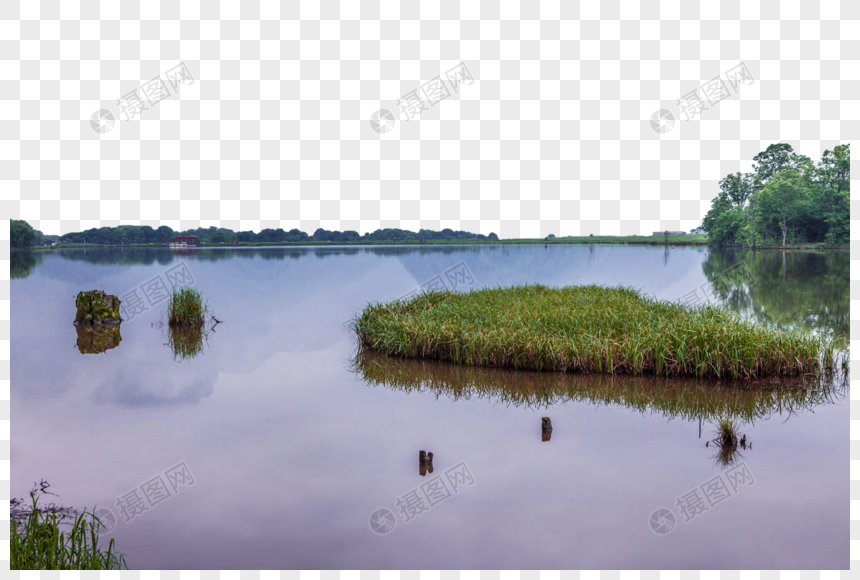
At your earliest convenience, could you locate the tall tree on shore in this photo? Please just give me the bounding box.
[813,144,850,245]
[754,169,807,247]
[702,143,848,247]
[11,220,35,249]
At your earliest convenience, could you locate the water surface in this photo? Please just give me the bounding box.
[12,245,849,569]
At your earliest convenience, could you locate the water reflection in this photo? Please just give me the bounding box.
[353,350,847,424]
[75,325,122,354]
[702,249,849,338]
[12,244,850,569]
[158,319,219,362]
[11,251,42,279]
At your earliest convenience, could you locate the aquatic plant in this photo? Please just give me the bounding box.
[10,488,127,570]
[167,287,206,327]
[352,350,846,423]
[716,418,738,446]
[351,284,837,379]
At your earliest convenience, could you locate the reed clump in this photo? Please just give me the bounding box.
[167,287,206,328]
[11,491,127,570]
[351,284,837,379]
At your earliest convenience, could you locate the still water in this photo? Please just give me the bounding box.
[12,245,849,570]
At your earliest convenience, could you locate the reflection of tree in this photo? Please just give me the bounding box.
[11,251,41,279]
[353,351,846,424]
[47,246,490,268]
[702,249,849,339]
[50,248,176,267]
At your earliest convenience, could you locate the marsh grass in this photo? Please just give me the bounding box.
[710,418,744,466]
[351,284,837,379]
[353,350,845,423]
[10,491,126,570]
[167,287,207,328]
[716,418,738,445]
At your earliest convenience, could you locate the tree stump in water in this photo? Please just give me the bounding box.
[74,290,122,327]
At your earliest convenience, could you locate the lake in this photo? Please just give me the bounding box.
[11,244,849,570]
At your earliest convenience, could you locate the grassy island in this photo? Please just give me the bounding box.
[351,285,838,379]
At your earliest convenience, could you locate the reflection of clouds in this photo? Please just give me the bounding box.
[13,248,398,408]
[92,364,219,407]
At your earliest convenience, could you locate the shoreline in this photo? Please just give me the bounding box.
[19,238,848,251]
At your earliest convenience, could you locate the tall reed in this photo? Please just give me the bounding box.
[10,492,127,570]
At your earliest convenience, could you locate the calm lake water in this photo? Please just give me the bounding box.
[12,245,849,570]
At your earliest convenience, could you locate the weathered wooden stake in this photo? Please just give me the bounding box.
[542,417,552,441]
[419,450,433,476]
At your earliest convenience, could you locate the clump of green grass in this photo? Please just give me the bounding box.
[167,287,207,327]
[351,284,836,379]
[11,490,127,570]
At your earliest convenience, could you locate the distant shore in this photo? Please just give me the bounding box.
[19,234,849,251]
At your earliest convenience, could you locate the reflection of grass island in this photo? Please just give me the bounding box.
[351,285,837,379]
[353,350,845,423]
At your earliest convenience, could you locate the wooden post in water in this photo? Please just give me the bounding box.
[542,417,553,442]
[419,450,433,475]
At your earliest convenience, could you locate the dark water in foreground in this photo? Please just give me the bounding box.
[12,245,849,569]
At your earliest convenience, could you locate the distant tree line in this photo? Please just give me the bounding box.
[702,143,849,247]
[39,225,499,245]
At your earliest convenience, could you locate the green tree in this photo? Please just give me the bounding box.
[751,143,813,185]
[813,144,850,245]
[155,226,174,243]
[11,220,35,249]
[210,231,228,244]
[754,169,807,246]
[720,172,754,206]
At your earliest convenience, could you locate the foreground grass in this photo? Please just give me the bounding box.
[353,350,845,422]
[11,492,126,570]
[351,285,837,379]
[167,287,206,327]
